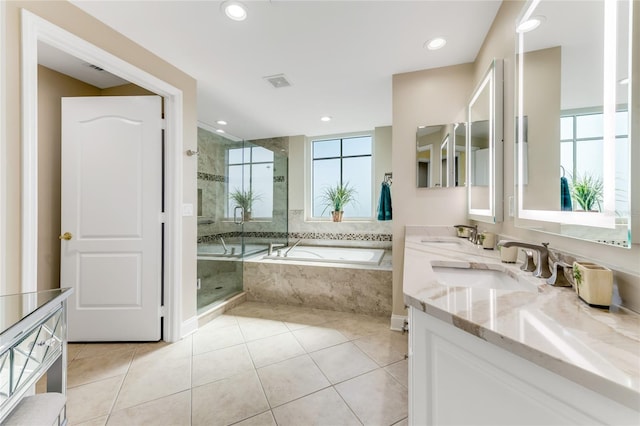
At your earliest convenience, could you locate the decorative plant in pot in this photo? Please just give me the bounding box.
[570,173,604,212]
[229,188,261,221]
[320,182,357,222]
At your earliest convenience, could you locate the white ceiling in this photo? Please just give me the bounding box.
[65,0,502,140]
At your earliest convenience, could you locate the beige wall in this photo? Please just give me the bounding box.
[3,1,198,323]
[392,0,639,316]
[392,63,474,315]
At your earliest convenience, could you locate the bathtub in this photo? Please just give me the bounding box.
[244,245,392,316]
[198,243,268,258]
[264,245,384,266]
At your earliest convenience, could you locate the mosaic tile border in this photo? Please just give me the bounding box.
[199,231,391,244]
[198,172,226,182]
[274,176,286,183]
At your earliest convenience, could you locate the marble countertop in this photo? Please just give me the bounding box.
[403,226,640,411]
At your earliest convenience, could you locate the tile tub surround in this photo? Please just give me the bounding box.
[403,229,640,411]
[244,251,393,316]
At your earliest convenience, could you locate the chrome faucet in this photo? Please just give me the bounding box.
[268,242,285,256]
[219,237,228,254]
[497,240,552,278]
[284,239,303,257]
[454,224,478,243]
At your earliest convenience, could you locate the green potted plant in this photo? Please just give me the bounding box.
[320,182,357,222]
[570,173,604,212]
[229,188,261,221]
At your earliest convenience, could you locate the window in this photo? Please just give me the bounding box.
[311,135,372,218]
[560,110,629,214]
[227,146,273,218]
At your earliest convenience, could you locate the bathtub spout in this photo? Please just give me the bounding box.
[219,237,228,254]
[284,239,303,257]
[268,242,285,255]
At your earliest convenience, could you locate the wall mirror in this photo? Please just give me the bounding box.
[416,123,466,188]
[467,59,503,223]
[515,0,634,247]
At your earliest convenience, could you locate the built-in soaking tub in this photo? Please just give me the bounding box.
[197,243,268,259]
[244,245,392,316]
[264,245,385,266]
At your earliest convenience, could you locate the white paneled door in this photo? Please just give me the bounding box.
[61,96,163,341]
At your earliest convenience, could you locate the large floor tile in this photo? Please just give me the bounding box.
[67,343,84,362]
[323,315,391,340]
[113,354,191,411]
[192,370,269,426]
[231,410,276,426]
[106,390,191,426]
[192,324,245,355]
[238,318,290,342]
[192,343,254,387]
[353,330,408,366]
[74,343,139,360]
[66,375,123,425]
[309,341,378,384]
[281,310,331,330]
[292,326,348,352]
[336,369,408,426]
[385,359,408,388]
[246,332,305,368]
[272,387,361,426]
[73,415,108,426]
[257,354,331,407]
[132,335,192,367]
[393,417,409,426]
[67,349,134,388]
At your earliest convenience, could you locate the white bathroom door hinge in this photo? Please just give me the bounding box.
[159,305,166,318]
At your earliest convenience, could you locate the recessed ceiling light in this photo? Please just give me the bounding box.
[222,1,247,21]
[320,116,332,122]
[517,16,545,33]
[425,37,447,51]
[216,129,225,134]
[216,120,227,126]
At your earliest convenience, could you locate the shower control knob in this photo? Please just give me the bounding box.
[59,232,73,241]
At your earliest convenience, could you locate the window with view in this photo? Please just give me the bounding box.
[227,146,274,219]
[560,110,629,214]
[311,135,372,219]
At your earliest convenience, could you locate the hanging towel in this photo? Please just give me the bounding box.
[377,183,392,221]
[560,176,572,211]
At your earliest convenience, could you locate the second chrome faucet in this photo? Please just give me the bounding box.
[497,240,552,278]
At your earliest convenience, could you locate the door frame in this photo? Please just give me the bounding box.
[21,10,183,342]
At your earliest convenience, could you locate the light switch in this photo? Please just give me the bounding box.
[182,203,194,217]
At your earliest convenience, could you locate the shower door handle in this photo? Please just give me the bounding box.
[234,206,244,224]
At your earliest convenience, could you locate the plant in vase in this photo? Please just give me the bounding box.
[570,173,603,212]
[229,188,261,221]
[320,182,357,222]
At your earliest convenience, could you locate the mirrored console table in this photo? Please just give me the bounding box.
[0,288,72,423]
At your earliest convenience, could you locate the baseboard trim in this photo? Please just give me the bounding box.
[390,314,408,332]
[180,316,198,338]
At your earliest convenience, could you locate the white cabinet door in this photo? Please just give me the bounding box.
[61,96,162,342]
[409,307,638,425]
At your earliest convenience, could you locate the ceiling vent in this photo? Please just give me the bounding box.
[84,63,105,72]
[263,74,291,88]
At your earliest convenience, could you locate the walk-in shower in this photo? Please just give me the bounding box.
[196,127,288,314]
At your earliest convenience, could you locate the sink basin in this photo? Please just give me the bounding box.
[431,261,536,292]
[420,237,465,248]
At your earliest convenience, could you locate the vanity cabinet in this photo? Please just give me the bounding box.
[0,288,72,423]
[408,306,639,425]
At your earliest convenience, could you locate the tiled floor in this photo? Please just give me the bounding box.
[63,302,409,426]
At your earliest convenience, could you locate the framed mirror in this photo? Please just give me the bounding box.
[416,123,466,188]
[515,0,633,247]
[467,59,503,223]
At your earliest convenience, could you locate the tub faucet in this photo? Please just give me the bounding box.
[268,242,285,256]
[284,239,303,257]
[454,224,478,243]
[497,240,551,278]
[219,237,228,254]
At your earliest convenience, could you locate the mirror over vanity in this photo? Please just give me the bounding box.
[515,0,635,247]
[468,59,503,224]
[416,123,466,188]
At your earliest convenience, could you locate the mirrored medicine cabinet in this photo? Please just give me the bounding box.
[467,59,503,224]
[515,0,635,247]
[416,123,466,188]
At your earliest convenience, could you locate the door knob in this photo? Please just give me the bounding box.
[59,232,72,241]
